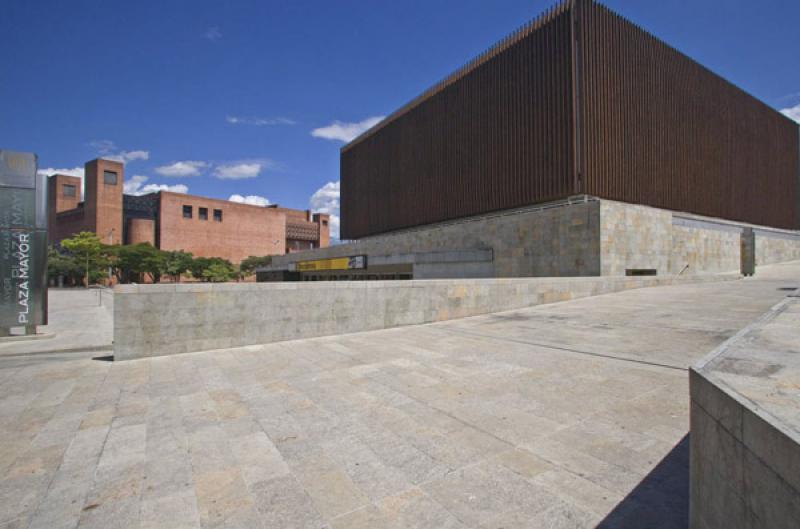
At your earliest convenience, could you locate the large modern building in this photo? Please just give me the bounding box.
[47,159,329,263]
[263,0,800,281]
[342,0,798,238]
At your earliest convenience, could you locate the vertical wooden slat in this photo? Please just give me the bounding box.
[341,1,575,239]
[577,1,797,229]
[341,0,798,239]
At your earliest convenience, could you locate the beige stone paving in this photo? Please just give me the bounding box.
[0,289,113,358]
[0,263,798,529]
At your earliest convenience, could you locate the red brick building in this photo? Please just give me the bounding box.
[47,159,329,262]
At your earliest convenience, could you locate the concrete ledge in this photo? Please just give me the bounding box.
[114,273,738,361]
[689,295,800,529]
[0,332,55,343]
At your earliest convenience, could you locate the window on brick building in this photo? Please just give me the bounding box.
[199,207,208,220]
[63,184,76,197]
[183,205,192,219]
[322,219,328,226]
[213,209,222,222]
[103,170,118,185]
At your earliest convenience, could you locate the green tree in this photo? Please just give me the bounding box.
[239,255,272,277]
[202,261,236,282]
[60,232,108,287]
[162,250,194,282]
[109,243,152,283]
[141,247,166,283]
[188,256,213,280]
[47,245,83,286]
[188,256,235,282]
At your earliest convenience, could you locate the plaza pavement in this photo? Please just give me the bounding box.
[1,262,798,529]
[0,288,113,360]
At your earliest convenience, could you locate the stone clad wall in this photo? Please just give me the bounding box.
[600,200,800,276]
[599,201,672,275]
[670,223,741,275]
[756,231,800,266]
[114,273,737,360]
[274,200,602,278]
[271,198,799,279]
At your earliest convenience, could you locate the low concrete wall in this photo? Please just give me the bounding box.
[114,273,737,360]
[756,229,800,266]
[689,296,800,529]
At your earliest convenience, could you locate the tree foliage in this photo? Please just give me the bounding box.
[162,251,194,282]
[201,261,236,282]
[191,257,236,282]
[110,246,196,283]
[59,232,109,286]
[107,243,161,283]
[47,246,84,286]
[53,234,240,285]
[239,255,272,276]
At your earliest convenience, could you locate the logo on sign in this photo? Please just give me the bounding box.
[11,232,31,323]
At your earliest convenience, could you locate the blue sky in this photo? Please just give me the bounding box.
[2,0,799,239]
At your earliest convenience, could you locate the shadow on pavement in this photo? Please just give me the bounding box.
[595,434,689,529]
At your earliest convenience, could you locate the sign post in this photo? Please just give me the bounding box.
[0,150,48,336]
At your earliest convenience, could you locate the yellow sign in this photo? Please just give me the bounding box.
[295,255,366,272]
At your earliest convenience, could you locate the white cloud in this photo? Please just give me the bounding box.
[311,116,385,143]
[107,150,149,163]
[122,174,148,194]
[205,27,222,41]
[155,160,208,177]
[123,174,188,196]
[154,159,275,179]
[228,194,271,206]
[214,162,263,180]
[37,166,86,197]
[37,166,84,179]
[309,180,340,240]
[781,103,800,124]
[90,139,149,163]
[226,116,296,126]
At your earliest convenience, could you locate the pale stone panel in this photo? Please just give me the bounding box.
[113,273,739,360]
[273,199,603,278]
[272,198,800,279]
[599,200,672,276]
[670,225,740,275]
[755,232,800,266]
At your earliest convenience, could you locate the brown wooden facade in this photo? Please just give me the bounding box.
[340,0,799,239]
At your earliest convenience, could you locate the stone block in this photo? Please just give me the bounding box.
[115,262,738,360]
[741,400,800,494]
[689,370,743,438]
